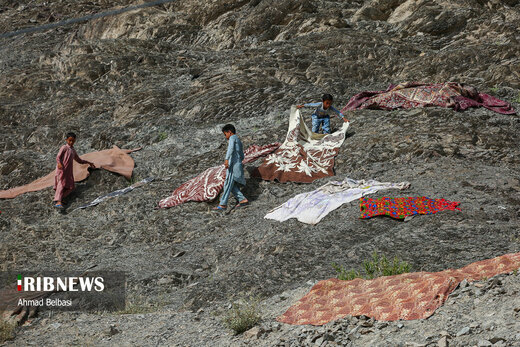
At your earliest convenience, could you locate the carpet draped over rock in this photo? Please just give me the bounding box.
[341,82,516,115]
[278,253,520,325]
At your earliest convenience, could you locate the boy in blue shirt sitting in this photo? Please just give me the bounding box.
[297,93,348,134]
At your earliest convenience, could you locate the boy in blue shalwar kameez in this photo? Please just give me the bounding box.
[214,124,249,211]
[297,93,348,134]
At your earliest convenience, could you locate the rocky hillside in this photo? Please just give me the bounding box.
[1,0,519,345]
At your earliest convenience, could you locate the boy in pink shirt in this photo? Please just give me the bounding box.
[53,132,95,208]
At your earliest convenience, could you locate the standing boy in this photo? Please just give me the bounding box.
[297,93,348,134]
[53,132,95,208]
[214,124,249,211]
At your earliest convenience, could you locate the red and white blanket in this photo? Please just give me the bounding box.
[157,143,280,208]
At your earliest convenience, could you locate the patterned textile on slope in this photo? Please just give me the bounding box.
[341,82,516,115]
[265,178,410,225]
[0,146,141,199]
[360,196,461,219]
[75,177,154,210]
[278,252,520,325]
[157,143,280,208]
[253,107,349,183]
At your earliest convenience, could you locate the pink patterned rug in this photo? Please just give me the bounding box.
[341,82,516,115]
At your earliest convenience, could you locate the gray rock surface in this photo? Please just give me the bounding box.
[1,0,520,345]
[6,273,520,346]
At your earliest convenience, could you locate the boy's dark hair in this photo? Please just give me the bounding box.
[222,124,236,134]
[322,93,333,102]
[66,132,77,139]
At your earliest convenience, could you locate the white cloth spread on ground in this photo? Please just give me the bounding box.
[75,177,154,210]
[265,178,410,225]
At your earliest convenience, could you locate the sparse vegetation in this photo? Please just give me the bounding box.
[157,131,168,142]
[222,296,261,335]
[128,175,140,186]
[116,298,156,315]
[331,262,362,281]
[333,252,411,281]
[0,320,16,343]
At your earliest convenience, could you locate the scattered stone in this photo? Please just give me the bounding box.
[437,336,449,347]
[469,322,480,329]
[359,328,374,335]
[361,320,373,328]
[50,323,62,329]
[481,322,495,331]
[375,322,388,329]
[456,327,471,337]
[244,326,262,339]
[106,325,120,336]
[489,337,505,344]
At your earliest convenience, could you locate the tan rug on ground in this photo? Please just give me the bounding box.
[0,146,140,199]
[278,252,520,325]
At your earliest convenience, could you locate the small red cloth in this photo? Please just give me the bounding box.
[360,196,461,219]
